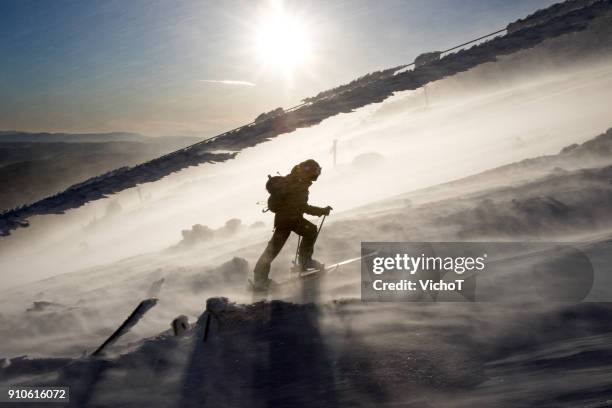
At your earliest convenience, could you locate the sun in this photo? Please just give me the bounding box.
[253,6,312,74]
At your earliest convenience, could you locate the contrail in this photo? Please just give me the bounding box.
[198,79,255,86]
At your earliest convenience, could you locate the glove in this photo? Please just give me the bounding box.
[322,205,333,216]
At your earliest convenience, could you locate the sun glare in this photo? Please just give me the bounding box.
[254,7,312,73]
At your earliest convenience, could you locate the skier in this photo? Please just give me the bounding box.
[253,159,332,291]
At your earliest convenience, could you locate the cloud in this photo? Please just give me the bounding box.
[197,79,255,86]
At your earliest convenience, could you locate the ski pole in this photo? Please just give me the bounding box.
[294,214,325,267]
[314,214,327,244]
[294,214,326,268]
[293,236,301,266]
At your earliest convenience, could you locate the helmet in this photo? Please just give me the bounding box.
[293,159,321,181]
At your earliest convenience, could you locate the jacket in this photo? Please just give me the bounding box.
[273,174,325,225]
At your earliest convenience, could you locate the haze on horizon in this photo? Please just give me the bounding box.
[0,0,557,137]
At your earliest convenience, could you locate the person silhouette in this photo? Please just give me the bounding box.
[253,159,332,291]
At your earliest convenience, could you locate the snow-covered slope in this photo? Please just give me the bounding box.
[2,3,612,406]
[3,298,612,407]
[3,127,612,358]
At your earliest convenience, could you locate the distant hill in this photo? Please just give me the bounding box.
[0,130,200,145]
[0,132,202,211]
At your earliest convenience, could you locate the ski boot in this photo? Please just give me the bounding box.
[301,258,324,273]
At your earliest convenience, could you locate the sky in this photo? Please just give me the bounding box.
[0,0,558,137]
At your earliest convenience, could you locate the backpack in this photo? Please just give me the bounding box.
[265,175,289,213]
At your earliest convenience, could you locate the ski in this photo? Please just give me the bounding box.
[272,251,378,289]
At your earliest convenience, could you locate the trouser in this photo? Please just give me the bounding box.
[253,217,317,284]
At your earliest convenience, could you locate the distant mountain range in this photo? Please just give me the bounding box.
[0,130,200,145]
[0,132,203,212]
